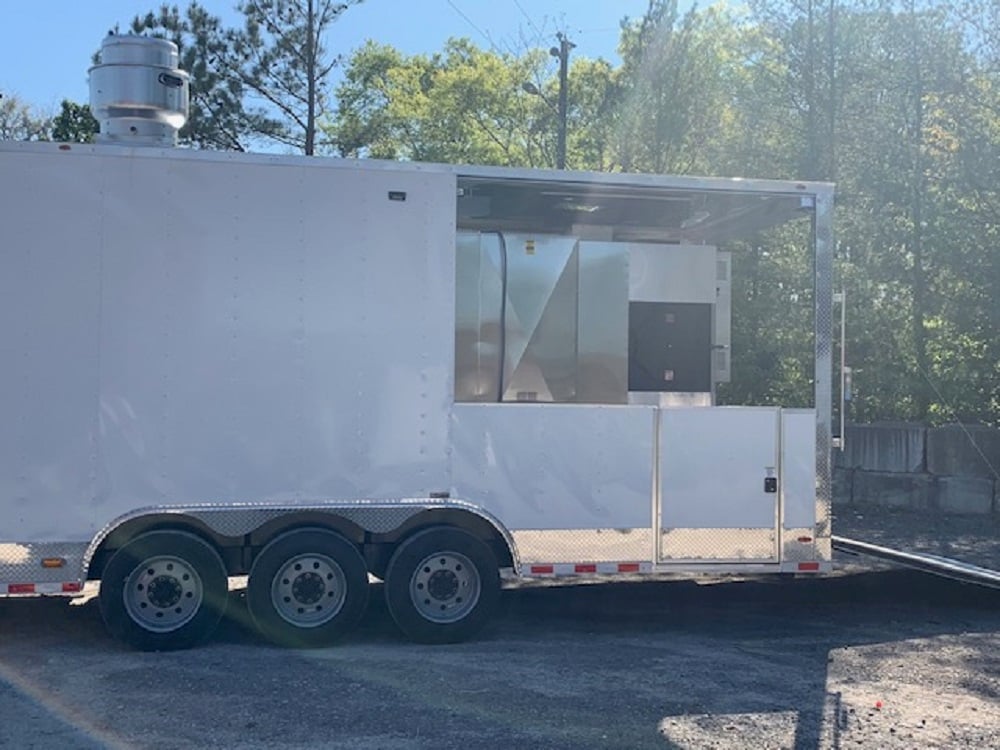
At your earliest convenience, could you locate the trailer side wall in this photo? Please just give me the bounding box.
[1,149,457,543]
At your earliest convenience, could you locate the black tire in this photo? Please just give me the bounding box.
[246,528,369,648]
[384,526,500,644]
[99,530,228,651]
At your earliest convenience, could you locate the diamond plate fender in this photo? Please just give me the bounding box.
[80,498,521,581]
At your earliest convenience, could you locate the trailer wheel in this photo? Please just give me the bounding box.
[99,530,228,651]
[384,527,500,644]
[246,528,369,648]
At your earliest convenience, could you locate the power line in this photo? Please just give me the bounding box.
[445,0,492,47]
[512,0,542,39]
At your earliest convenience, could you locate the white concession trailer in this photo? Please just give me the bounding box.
[0,36,835,650]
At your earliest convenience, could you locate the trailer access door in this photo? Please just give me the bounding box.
[659,408,780,562]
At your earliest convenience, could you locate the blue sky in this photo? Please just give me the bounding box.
[0,1,658,114]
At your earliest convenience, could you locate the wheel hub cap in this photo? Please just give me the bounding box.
[147,575,183,608]
[291,571,326,605]
[427,569,459,600]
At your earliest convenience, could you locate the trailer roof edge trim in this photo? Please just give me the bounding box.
[0,141,833,197]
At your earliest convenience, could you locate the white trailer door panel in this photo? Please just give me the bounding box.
[659,407,779,561]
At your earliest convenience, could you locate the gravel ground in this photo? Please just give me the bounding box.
[0,510,997,750]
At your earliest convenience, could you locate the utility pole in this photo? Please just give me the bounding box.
[552,32,574,169]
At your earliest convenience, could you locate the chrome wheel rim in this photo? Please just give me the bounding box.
[409,551,481,624]
[271,553,347,628]
[124,555,203,633]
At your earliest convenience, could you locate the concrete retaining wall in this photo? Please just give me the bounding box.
[926,424,1000,479]
[837,423,926,473]
[833,423,1000,515]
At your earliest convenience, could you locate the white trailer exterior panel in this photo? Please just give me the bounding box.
[451,403,656,562]
[781,409,823,563]
[2,148,457,544]
[1,150,104,542]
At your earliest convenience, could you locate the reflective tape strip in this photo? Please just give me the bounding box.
[526,562,651,577]
[3,582,83,595]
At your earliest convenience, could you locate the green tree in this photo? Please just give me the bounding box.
[0,93,49,141]
[132,0,360,153]
[329,39,554,166]
[563,57,620,171]
[832,2,974,422]
[50,100,99,143]
[736,0,1000,424]
[227,0,361,154]
[746,0,840,181]
[614,0,745,175]
[328,41,405,159]
[132,3,283,150]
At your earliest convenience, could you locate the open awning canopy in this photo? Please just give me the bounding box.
[456,170,827,245]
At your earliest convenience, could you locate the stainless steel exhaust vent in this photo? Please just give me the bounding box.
[89,35,189,147]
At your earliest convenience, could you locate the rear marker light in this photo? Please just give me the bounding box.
[530,565,553,574]
[574,564,597,574]
[8,583,35,594]
[797,536,813,543]
[618,563,640,573]
[42,558,66,568]
[798,562,820,572]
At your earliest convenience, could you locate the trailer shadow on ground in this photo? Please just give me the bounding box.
[0,569,997,749]
[495,569,1000,748]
